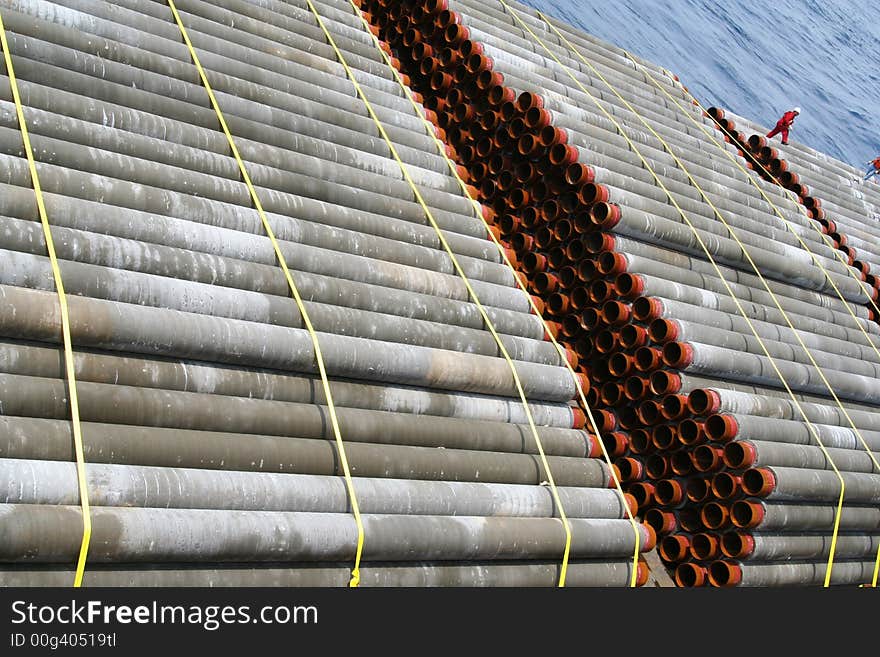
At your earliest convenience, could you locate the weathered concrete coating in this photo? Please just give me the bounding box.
[361,0,880,586]
[0,0,653,586]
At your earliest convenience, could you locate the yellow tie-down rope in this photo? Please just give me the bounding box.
[312,0,615,587]
[343,0,645,587]
[0,13,92,588]
[627,54,880,587]
[496,0,848,586]
[165,0,366,587]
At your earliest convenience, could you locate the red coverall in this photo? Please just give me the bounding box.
[766,111,798,145]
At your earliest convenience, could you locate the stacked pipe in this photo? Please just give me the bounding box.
[360,0,880,586]
[706,106,880,324]
[0,0,659,586]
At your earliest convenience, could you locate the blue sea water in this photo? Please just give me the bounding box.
[519,0,880,169]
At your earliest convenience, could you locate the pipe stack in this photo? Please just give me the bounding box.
[0,0,656,586]
[361,0,880,585]
[706,106,880,318]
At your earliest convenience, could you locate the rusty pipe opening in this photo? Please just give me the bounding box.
[576,258,598,282]
[632,296,664,322]
[617,406,639,431]
[558,266,578,290]
[722,442,756,470]
[496,170,516,193]
[565,238,588,263]
[711,472,741,501]
[515,91,544,113]
[648,318,678,344]
[615,456,644,482]
[741,468,775,497]
[648,426,675,453]
[692,445,723,472]
[618,325,648,352]
[548,247,568,271]
[646,453,670,480]
[601,300,631,326]
[539,125,567,148]
[607,353,633,378]
[708,561,742,587]
[519,206,540,229]
[701,502,731,531]
[524,106,552,130]
[533,226,554,250]
[579,182,611,206]
[624,376,649,401]
[645,508,677,535]
[597,251,627,277]
[676,419,705,447]
[649,370,681,397]
[532,272,560,295]
[670,449,694,477]
[685,475,711,504]
[720,531,754,559]
[549,143,579,166]
[629,428,652,454]
[443,22,470,45]
[580,307,601,331]
[574,336,593,359]
[638,399,663,425]
[662,342,694,369]
[634,346,663,372]
[513,160,536,184]
[486,153,509,176]
[520,251,547,274]
[675,563,706,588]
[507,187,530,209]
[589,280,613,305]
[531,181,550,203]
[479,179,497,200]
[629,482,656,510]
[661,394,689,421]
[687,389,721,416]
[730,500,764,529]
[613,273,644,300]
[601,431,629,459]
[661,534,690,562]
[501,215,522,237]
[690,533,720,561]
[594,329,617,354]
[565,162,594,186]
[546,293,570,316]
[705,414,739,442]
[655,479,685,506]
[560,314,582,340]
[601,381,625,406]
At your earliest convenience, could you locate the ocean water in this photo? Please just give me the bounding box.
[519,0,880,169]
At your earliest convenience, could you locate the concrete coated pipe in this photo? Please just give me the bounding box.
[0,217,543,340]
[0,559,645,587]
[0,375,592,457]
[724,440,880,475]
[709,559,877,587]
[0,417,610,486]
[731,500,880,532]
[742,466,880,504]
[708,414,880,452]
[0,286,578,401]
[721,531,880,562]
[0,156,514,288]
[0,184,530,314]
[0,341,577,428]
[0,504,652,562]
[688,388,880,431]
[667,341,880,405]
[0,459,628,518]
[0,249,566,365]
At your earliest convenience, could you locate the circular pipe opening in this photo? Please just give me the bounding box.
[651,425,677,450]
[648,318,678,343]
[692,445,721,472]
[614,273,643,299]
[600,382,623,406]
[675,563,705,588]
[660,535,689,562]
[705,414,739,442]
[677,507,701,533]
[620,324,648,351]
[594,330,617,354]
[645,453,669,480]
[741,468,775,497]
[701,502,729,530]
[654,479,683,506]
[617,405,639,430]
[711,472,739,500]
[670,449,694,476]
[731,500,764,529]
[687,389,717,415]
[722,442,751,470]
[638,400,662,425]
[661,394,686,420]
[686,476,710,504]
[634,347,662,372]
[644,508,675,535]
[690,533,719,561]
[625,376,647,401]
[629,428,652,454]
[708,561,741,587]
[632,296,663,321]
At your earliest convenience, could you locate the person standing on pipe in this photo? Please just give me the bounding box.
[863,155,880,182]
[765,107,800,145]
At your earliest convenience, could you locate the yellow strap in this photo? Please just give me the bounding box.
[165,0,365,587]
[310,0,582,586]
[628,54,880,588]
[500,0,847,585]
[0,14,92,588]
[345,0,643,586]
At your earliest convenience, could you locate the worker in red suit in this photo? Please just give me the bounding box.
[765,107,800,145]
[865,156,880,181]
